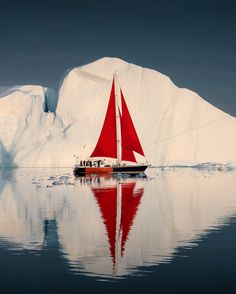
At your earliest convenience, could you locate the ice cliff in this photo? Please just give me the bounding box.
[0,57,236,167]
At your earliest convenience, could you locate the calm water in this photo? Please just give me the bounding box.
[0,167,236,293]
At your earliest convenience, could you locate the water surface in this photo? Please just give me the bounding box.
[0,167,236,293]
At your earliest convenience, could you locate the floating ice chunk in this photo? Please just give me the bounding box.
[52,180,64,186]
[193,162,236,172]
[32,181,41,185]
[59,175,71,180]
[48,176,57,180]
[136,173,147,178]
[64,180,75,185]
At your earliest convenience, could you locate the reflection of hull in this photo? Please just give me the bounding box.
[73,165,148,176]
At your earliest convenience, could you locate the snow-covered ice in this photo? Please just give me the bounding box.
[1,57,236,167]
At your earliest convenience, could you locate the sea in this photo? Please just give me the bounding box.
[0,167,235,293]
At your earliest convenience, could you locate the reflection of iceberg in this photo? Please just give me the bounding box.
[0,169,71,250]
[0,169,236,278]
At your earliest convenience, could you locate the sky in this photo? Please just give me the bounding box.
[0,0,235,115]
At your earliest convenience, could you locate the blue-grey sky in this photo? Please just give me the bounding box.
[0,0,235,115]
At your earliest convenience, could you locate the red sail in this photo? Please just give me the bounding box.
[90,79,117,159]
[120,90,145,162]
[121,147,137,163]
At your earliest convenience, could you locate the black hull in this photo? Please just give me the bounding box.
[74,167,86,175]
[73,165,148,176]
[112,165,148,174]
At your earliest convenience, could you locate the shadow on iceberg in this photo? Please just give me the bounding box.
[0,140,16,196]
[44,88,59,113]
[0,139,17,168]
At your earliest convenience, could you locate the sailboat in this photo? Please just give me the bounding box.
[73,75,149,176]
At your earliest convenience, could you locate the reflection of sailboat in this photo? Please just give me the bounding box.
[2,170,236,279]
[74,75,149,176]
[91,179,144,275]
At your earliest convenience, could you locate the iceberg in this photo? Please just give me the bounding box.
[0,57,236,167]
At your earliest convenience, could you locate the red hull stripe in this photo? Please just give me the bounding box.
[85,167,113,174]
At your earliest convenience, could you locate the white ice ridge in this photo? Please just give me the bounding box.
[0,57,236,167]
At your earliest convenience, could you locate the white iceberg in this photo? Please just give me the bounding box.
[0,57,236,167]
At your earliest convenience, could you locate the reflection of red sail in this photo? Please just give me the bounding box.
[92,181,144,270]
[120,90,145,162]
[90,79,117,159]
[92,186,117,264]
[120,183,144,256]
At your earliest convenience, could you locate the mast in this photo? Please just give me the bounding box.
[114,73,121,165]
[114,179,122,275]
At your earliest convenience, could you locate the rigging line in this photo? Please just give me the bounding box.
[144,115,229,148]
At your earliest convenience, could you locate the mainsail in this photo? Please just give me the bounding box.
[92,186,117,264]
[90,77,145,163]
[90,79,117,159]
